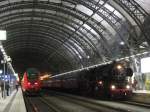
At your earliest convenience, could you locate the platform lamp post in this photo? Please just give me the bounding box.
[0,69,2,82]
[1,59,6,99]
[6,56,12,94]
[0,30,7,99]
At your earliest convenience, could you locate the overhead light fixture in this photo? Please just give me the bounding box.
[0,70,2,74]
[139,45,145,48]
[0,30,6,40]
[120,41,125,45]
[0,45,3,49]
[1,48,4,52]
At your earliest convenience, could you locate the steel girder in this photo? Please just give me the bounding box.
[5,42,77,72]
[1,14,106,62]
[0,0,149,73]
[7,28,85,60]
[1,0,146,54]
[109,0,150,45]
[73,0,132,57]
[0,1,112,60]
[4,34,81,66]
[0,0,112,59]
[1,12,100,58]
[10,47,74,73]
[73,0,149,54]
[5,21,95,62]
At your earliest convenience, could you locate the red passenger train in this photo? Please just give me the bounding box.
[21,68,41,95]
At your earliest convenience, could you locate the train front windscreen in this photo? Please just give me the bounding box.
[27,73,39,80]
[27,68,39,80]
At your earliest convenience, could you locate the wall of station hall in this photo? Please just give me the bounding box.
[131,53,150,91]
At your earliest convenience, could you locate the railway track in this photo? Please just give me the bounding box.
[24,91,150,112]
[24,94,125,112]
[24,96,63,112]
[42,91,130,112]
[24,96,38,112]
[119,101,150,108]
[41,96,100,112]
[48,95,126,112]
[48,93,130,112]
[44,90,150,112]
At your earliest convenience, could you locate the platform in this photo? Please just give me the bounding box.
[133,90,150,94]
[129,90,150,104]
[0,88,26,112]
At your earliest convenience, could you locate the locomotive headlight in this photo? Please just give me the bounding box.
[116,65,122,70]
[28,82,31,85]
[111,85,116,90]
[126,85,130,89]
[34,82,38,85]
[98,81,103,85]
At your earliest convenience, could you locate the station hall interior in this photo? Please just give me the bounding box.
[0,0,150,112]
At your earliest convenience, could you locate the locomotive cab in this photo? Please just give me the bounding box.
[109,63,133,98]
[109,79,132,98]
[21,68,41,95]
[96,62,133,98]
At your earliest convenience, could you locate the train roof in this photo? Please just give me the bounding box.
[26,68,39,74]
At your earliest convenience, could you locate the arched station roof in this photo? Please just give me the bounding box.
[0,0,150,74]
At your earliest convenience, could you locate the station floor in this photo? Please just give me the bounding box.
[0,88,150,112]
[0,88,26,112]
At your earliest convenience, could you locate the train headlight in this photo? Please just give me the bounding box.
[126,85,130,89]
[28,82,31,85]
[34,82,38,85]
[98,81,103,85]
[111,85,116,90]
[116,65,122,70]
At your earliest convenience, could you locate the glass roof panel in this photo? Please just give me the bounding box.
[90,29,99,36]
[23,9,33,12]
[49,0,61,4]
[0,1,7,5]
[92,14,103,22]
[83,24,91,30]
[101,20,116,36]
[65,42,82,59]
[62,1,76,8]
[94,0,105,5]
[10,0,20,3]
[113,10,125,21]
[104,4,114,12]
[76,5,93,16]
[40,0,48,1]
[136,0,150,13]
[69,39,85,54]
[64,25,75,32]
[46,9,56,14]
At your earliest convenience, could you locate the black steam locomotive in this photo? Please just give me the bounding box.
[45,61,133,98]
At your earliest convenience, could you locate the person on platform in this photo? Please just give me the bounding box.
[5,81,10,96]
[0,81,4,98]
[15,81,19,91]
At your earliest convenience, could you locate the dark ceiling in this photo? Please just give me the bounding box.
[0,0,150,74]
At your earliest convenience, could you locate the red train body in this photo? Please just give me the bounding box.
[21,68,41,95]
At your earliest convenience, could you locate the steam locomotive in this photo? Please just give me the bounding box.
[44,61,133,98]
[21,68,41,95]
